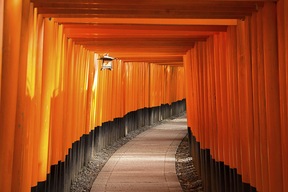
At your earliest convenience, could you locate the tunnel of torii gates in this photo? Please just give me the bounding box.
[0,0,288,192]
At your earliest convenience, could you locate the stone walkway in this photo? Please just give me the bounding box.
[70,120,159,192]
[91,116,187,192]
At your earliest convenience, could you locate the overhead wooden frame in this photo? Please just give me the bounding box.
[31,0,273,64]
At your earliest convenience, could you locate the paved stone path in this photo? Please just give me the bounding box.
[91,116,187,192]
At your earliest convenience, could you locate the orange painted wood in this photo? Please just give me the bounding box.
[183,51,193,130]
[38,18,55,180]
[183,4,286,190]
[33,0,262,19]
[226,26,238,169]
[0,0,23,191]
[201,42,208,150]
[230,26,242,175]
[85,52,95,133]
[245,17,256,187]
[255,8,270,191]
[11,2,34,192]
[63,38,74,153]
[277,0,288,191]
[2,0,288,191]
[32,0,267,5]
[219,32,230,164]
[34,1,259,12]
[54,18,237,26]
[30,12,44,188]
[250,12,263,191]
[195,43,204,149]
[207,36,217,161]
[0,0,3,98]
[190,47,200,141]
[262,3,283,192]
[213,34,224,162]
[236,19,254,184]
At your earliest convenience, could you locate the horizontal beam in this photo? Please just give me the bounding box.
[86,46,192,53]
[33,0,266,19]
[40,11,252,19]
[64,28,218,38]
[54,18,238,26]
[63,24,228,31]
[32,0,272,4]
[35,2,260,12]
[120,56,184,64]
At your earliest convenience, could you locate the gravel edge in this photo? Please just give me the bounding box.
[175,135,204,192]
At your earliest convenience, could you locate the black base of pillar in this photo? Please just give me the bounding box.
[188,129,257,192]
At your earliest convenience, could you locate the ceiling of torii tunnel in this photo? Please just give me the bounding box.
[31,0,263,65]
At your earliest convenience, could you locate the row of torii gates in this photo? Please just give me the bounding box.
[0,0,287,191]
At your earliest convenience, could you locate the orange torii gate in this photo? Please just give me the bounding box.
[0,0,287,192]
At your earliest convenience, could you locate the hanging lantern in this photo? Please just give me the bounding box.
[99,54,115,70]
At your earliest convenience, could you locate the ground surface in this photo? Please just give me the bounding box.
[71,115,203,192]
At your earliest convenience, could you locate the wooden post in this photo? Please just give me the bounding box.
[262,2,283,192]
[11,1,33,192]
[0,0,23,191]
[250,12,263,191]
[236,18,254,185]
[38,18,55,181]
[0,0,3,97]
[277,0,288,191]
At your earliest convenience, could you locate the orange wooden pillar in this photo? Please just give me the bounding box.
[226,26,237,172]
[255,8,270,192]
[30,12,44,188]
[250,11,264,191]
[262,2,283,192]
[11,2,34,192]
[0,0,23,191]
[0,0,3,95]
[61,37,69,156]
[183,51,193,129]
[95,54,102,126]
[185,50,193,133]
[110,60,116,120]
[219,32,230,166]
[232,27,242,182]
[123,62,128,113]
[207,36,217,165]
[38,18,56,181]
[119,60,125,117]
[213,35,224,163]
[149,64,154,108]
[86,52,96,133]
[74,44,81,139]
[63,38,74,154]
[236,18,255,186]
[89,53,98,128]
[227,26,243,179]
[196,43,205,151]
[70,44,78,142]
[49,23,65,166]
[277,0,288,191]
[191,47,200,141]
